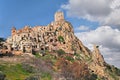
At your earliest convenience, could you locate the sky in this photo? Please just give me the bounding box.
[0,0,120,68]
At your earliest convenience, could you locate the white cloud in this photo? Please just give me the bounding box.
[111,0,120,9]
[77,25,89,31]
[75,26,120,68]
[61,0,120,27]
[103,9,120,27]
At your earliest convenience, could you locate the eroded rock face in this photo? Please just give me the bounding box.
[92,45,105,66]
[89,45,106,77]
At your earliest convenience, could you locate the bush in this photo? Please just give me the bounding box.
[58,36,64,42]
[114,67,120,76]
[65,56,74,62]
[106,64,120,76]
[56,49,66,56]
[89,73,98,80]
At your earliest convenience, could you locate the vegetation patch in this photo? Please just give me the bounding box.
[33,52,41,58]
[58,36,64,42]
[21,63,35,73]
[65,56,74,62]
[106,64,120,80]
[41,72,52,80]
[0,63,31,80]
[74,53,83,60]
[56,49,66,56]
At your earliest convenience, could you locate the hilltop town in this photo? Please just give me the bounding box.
[2,12,76,55]
[0,12,120,80]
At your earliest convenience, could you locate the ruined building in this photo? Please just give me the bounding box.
[6,12,76,54]
[1,12,119,80]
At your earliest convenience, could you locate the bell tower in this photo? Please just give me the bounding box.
[54,11,64,22]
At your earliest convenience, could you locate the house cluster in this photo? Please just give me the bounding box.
[2,12,76,55]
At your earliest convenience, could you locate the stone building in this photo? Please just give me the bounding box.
[2,11,119,80]
[6,11,76,54]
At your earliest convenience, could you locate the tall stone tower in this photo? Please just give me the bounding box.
[54,11,64,22]
[11,27,16,36]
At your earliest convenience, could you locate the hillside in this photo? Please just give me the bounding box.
[0,12,120,80]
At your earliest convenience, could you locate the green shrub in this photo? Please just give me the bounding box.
[114,67,120,76]
[57,49,66,56]
[65,56,74,62]
[58,36,64,42]
[89,73,98,80]
[106,64,112,71]
[34,53,41,58]
[106,64,120,79]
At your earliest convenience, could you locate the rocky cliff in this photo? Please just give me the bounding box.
[54,20,120,80]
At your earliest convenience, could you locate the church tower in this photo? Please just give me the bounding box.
[54,11,64,22]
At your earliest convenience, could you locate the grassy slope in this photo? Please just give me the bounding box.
[0,52,120,80]
[0,63,31,80]
[0,54,54,80]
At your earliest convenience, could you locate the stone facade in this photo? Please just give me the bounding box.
[6,12,77,54]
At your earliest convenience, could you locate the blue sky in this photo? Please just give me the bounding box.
[0,0,120,68]
[0,0,66,37]
[0,0,98,37]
